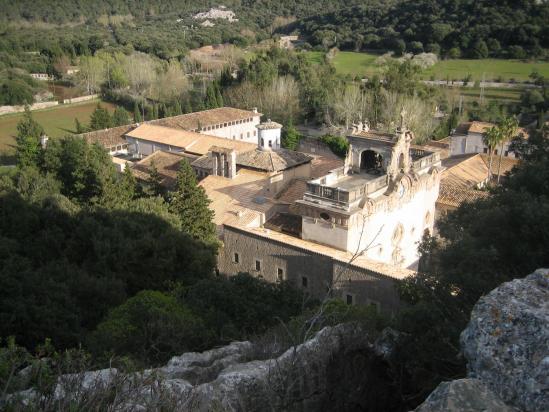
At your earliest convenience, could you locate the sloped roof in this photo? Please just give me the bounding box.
[81,124,135,148]
[441,154,489,189]
[149,107,261,131]
[276,179,308,204]
[199,169,273,226]
[479,153,519,177]
[437,183,489,209]
[132,151,198,188]
[236,148,312,172]
[468,121,495,134]
[125,124,256,156]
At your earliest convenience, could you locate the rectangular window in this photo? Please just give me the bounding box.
[504,150,509,157]
[483,147,488,153]
[233,253,239,263]
[261,138,264,146]
[346,294,354,305]
[253,130,256,136]
[240,133,243,139]
[494,149,498,155]
[247,132,250,138]
[277,267,284,282]
[302,276,308,288]
[255,260,261,271]
[268,140,272,147]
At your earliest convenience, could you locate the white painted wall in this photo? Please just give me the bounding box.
[199,115,261,144]
[301,179,439,268]
[450,133,517,158]
[258,128,281,151]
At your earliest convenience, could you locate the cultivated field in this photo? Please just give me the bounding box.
[0,100,118,155]
[306,51,549,82]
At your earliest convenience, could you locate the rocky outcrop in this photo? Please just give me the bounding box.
[415,269,549,412]
[461,269,549,412]
[6,324,399,411]
[415,379,516,412]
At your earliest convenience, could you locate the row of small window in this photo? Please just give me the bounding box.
[233,131,256,140]
[201,118,254,131]
[233,252,308,286]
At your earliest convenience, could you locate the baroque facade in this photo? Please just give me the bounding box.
[294,118,442,268]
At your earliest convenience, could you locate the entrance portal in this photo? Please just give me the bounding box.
[360,150,383,173]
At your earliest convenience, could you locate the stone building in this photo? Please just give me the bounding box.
[449,121,529,159]
[294,117,442,268]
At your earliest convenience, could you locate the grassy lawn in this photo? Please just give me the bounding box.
[421,59,549,82]
[0,99,118,155]
[305,51,549,82]
[458,87,523,102]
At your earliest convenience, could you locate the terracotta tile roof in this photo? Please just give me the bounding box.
[224,224,416,281]
[479,153,519,177]
[441,154,489,189]
[236,149,312,172]
[149,107,261,131]
[467,121,495,134]
[80,124,135,148]
[125,124,256,156]
[132,151,198,188]
[276,179,308,204]
[191,155,213,170]
[310,155,344,178]
[354,130,395,142]
[437,183,489,209]
[199,169,273,226]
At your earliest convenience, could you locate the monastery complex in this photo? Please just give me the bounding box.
[81,107,519,315]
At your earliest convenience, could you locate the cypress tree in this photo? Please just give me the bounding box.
[133,101,143,122]
[15,107,44,169]
[89,104,113,130]
[205,84,218,109]
[169,160,216,243]
[174,100,183,115]
[214,81,224,107]
[159,103,168,119]
[75,117,85,134]
[146,160,164,198]
[113,107,131,126]
[183,99,192,114]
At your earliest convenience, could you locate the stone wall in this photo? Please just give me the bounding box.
[63,94,99,104]
[218,225,402,315]
[0,101,58,116]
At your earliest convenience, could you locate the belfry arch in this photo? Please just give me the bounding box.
[360,150,383,173]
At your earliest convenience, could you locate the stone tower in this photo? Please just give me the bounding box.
[256,119,282,151]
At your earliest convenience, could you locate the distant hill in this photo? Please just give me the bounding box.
[0,0,547,59]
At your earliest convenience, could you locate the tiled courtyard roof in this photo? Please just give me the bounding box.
[236,148,312,172]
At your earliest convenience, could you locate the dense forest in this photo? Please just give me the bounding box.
[0,0,547,62]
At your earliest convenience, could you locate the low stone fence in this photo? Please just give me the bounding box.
[63,94,99,104]
[0,101,59,116]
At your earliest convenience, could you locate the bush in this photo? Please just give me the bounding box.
[320,135,349,158]
[91,290,211,364]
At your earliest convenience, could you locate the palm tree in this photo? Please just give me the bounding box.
[483,126,501,182]
[496,117,518,183]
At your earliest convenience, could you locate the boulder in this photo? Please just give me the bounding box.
[414,378,516,412]
[461,269,549,412]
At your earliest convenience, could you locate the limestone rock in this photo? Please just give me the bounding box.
[460,269,549,412]
[414,378,516,412]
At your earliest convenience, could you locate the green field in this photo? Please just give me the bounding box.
[0,99,118,155]
[306,51,549,82]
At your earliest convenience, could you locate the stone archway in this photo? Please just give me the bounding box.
[360,150,383,173]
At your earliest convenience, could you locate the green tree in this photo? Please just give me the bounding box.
[91,290,210,364]
[320,135,349,158]
[0,80,34,105]
[482,126,501,181]
[205,83,219,109]
[169,160,216,243]
[15,107,44,169]
[496,117,518,183]
[281,121,301,150]
[145,160,165,198]
[173,100,183,115]
[133,101,143,122]
[89,104,112,130]
[74,117,86,134]
[112,107,131,126]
